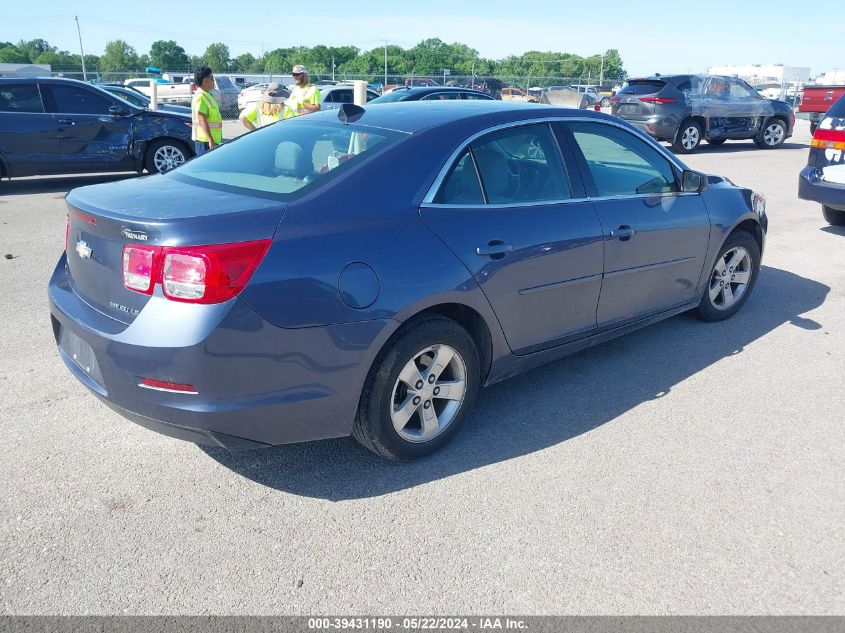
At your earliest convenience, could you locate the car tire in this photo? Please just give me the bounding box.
[352,315,480,461]
[822,205,845,226]
[600,97,611,107]
[695,230,761,322]
[755,119,787,149]
[144,138,190,174]
[672,119,702,154]
[707,138,726,145]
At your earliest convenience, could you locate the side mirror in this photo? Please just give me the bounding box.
[109,105,126,117]
[681,170,707,193]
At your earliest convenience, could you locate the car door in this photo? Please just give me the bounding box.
[725,78,768,136]
[419,122,605,354]
[0,82,59,177]
[41,83,134,173]
[562,120,711,326]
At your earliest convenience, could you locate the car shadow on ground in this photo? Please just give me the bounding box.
[820,225,845,237]
[203,265,829,500]
[0,174,138,196]
[665,141,808,155]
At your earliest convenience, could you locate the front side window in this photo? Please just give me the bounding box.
[729,79,755,99]
[567,121,678,196]
[0,83,44,113]
[46,85,113,115]
[173,121,402,198]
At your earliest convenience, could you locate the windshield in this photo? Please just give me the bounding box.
[172,120,403,199]
[110,88,147,107]
[368,90,409,104]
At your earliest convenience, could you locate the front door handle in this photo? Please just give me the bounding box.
[610,225,635,241]
[476,240,513,259]
[58,119,75,126]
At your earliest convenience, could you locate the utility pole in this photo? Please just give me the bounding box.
[383,40,388,88]
[599,54,604,86]
[332,55,336,82]
[75,15,87,81]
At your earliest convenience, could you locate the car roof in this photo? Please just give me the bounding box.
[300,100,611,135]
[0,76,98,86]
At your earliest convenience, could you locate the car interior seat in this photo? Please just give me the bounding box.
[274,141,311,179]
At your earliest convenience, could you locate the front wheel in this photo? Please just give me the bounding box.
[755,119,787,149]
[672,120,702,154]
[695,231,761,322]
[144,138,189,173]
[353,316,480,460]
[823,205,845,226]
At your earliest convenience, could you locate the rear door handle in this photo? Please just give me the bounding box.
[58,119,75,126]
[610,225,636,241]
[476,240,513,259]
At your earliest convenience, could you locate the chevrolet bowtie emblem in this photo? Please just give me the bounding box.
[75,240,92,259]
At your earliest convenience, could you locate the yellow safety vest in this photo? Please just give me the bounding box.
[192,89,223,143]
[283,84,321,119]
[245,103,280,128]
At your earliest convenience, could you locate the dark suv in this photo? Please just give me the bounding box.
[611,75,795,153]
[0,77,193,180]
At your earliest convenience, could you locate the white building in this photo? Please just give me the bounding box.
[813,69,845,85]
[707,64,811,86]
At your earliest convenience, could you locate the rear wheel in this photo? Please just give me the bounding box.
[672,120,702,154]
[352,316,480,460]
[695,231,760,322]
[600,96,611,107]
[823,205,845,226]
[144,138,189,173]
[755,119,787,149]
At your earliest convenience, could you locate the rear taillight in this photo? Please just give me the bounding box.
[639,96,676,105]
[811,127,845,150]
[610,96,620,102]
[122,244,161,294]
[122,240,271,304]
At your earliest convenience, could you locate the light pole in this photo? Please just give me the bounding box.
[384,40,388,88]
[75,15,87,81]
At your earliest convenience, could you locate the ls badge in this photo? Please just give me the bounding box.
[75,240,92,259]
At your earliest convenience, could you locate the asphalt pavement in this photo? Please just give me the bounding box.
[0,119,842,615]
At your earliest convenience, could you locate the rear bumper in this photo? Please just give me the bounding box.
[613,113,680,141]
[799,165,845,211]
[48,253,397,449]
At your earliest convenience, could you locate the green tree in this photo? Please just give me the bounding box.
[100,39,139,72]
[233,52,256,72]
[601,48,625,80]
[203,42,230,72]
[17,39,54,63]
[0,45,30,64]
[149,40,189,71]
[34,50,81,70]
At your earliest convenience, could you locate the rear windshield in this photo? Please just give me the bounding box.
[368,90,409,104]
[619,81,666,95]
[827,93,845,118]
[172,120,403,199]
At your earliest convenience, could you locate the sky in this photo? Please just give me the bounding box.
[3,0,843,77]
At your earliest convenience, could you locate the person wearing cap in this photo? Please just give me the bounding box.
[283,64,321,119]
[239,82,288,130]
[191,65,222,154]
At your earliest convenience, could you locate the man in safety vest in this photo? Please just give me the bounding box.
[239,82,288,130]
[191,65,222,154]
[283,64,321,119]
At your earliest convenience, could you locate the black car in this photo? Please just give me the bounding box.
[799,93,845,226]
[611,75,795,153]
[0,77,194,179]
[369,86,496,103]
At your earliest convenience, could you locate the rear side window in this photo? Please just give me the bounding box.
[619,81,666,95]
[327,89,353,104]
[568,121,678,196]
[434,150,484,205]
[45,85,113,115]
[127,80,150,88]
[463,92,492,100]
[471,123,571,204]
[421,92,461,100]
[0,83,44,113]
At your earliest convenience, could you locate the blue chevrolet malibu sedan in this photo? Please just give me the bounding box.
[49,102,768,460]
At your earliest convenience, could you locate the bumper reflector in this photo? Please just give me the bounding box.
[139,378,198,394]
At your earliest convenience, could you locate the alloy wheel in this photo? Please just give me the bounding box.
[707,246,752,310]
[681,126,700,150]
[390,344,467,443]
[153,145,186,173]
[762,123,785,146]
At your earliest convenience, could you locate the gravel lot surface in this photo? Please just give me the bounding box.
[0,119,842,615]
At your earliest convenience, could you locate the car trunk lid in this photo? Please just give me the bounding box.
[613,80,667,120]
[65,174,286,324]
